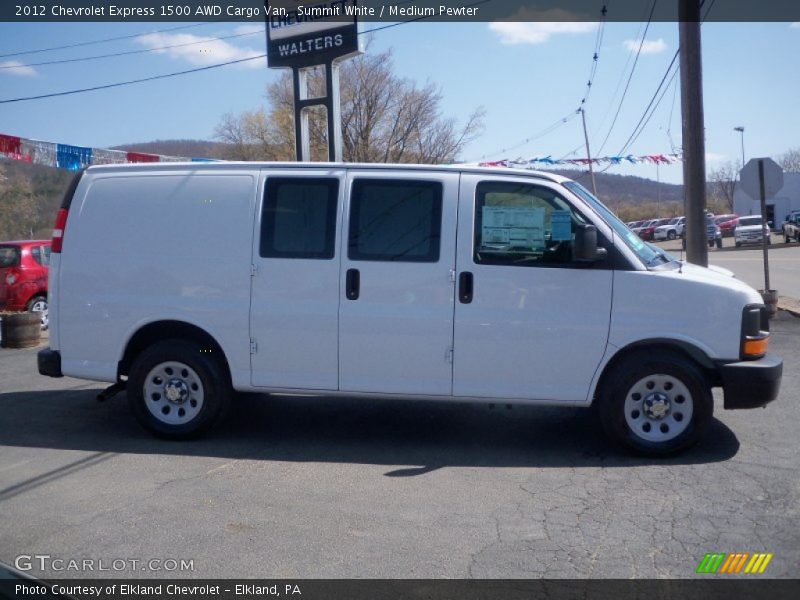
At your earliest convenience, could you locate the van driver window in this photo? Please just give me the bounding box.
[474,181,585,267]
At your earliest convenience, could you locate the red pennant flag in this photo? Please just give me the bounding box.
[126,151,160,163]
[0,134,22,155]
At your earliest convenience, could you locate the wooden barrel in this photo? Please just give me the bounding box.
[0,312,41,348]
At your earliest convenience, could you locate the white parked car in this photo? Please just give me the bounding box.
[653,217,684,241]
[38,163,782,455]
[735,215,771,247]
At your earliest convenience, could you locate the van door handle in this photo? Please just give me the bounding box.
[458,271,473,304]
[346,268,360,300]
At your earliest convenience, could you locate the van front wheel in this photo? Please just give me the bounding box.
[598,351,712,456]
[128,339,230,439]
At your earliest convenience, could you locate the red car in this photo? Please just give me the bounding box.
[638,218,672,241]
[0,240,50,329]
[715,214,739,237]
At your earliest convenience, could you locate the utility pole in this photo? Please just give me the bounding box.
[679,0,708,267]
[580,108,598,197]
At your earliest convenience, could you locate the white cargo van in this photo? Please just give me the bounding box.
[38,163,782,455]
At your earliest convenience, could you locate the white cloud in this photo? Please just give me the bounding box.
[136,33,266,69]
[623,38,668,54]
[490,21,599,45]
[489,8,598,45]
[0,60,37,77]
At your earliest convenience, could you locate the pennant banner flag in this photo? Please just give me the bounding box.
[57,144,93,171]
[474,153,682,169]
[0,132,223,170]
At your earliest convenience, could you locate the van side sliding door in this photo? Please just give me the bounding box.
[338,170,460,395]
[250,169,345,390]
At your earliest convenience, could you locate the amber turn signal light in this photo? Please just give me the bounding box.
[743,336,769,358]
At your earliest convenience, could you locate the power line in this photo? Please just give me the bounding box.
[0,29,263,70]
[592,20,644,136]
[474,1,608,162]
[594,0,659,156]
[0,0,493,105]
[578,2,609,109]
[616,53,679,156]
[665,73,680,152]
[474,112,580,161]
[0,21,224,59]
[0,53,267,104]
[608,0,718,163]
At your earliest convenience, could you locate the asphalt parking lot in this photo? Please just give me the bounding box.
[0,313,798,579]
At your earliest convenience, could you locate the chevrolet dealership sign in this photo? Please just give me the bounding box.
[265,0,360,68]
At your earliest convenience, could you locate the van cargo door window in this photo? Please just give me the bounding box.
[260,178,339,260]
[348,179,443,262]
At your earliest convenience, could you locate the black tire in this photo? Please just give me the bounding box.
[128,339,231,439]
[667,231,676,240]
[25,295,48,330]
[598,350,713,456]
[735,241,741,247]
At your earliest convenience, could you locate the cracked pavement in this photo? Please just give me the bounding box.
[0,313,798,579]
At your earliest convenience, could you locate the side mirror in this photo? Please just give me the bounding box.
[573,224,608,263]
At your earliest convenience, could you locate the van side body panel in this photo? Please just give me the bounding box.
[57,169,257,385]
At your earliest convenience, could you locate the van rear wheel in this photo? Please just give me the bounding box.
[128,339,230,439]
[598,351,712,456]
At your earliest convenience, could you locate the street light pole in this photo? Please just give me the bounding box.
[734,126,745,167]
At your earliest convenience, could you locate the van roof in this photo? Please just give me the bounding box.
[83,161,570,184]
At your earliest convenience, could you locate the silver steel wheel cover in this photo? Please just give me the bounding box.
[624,374,694,443]
[143,361,204,425]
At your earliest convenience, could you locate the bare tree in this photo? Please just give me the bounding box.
[215,47,484,164]
[707,161,739,213]
[0,171,38,240]
[778,147,800,172]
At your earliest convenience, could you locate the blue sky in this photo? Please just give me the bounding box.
[0,20,798,184]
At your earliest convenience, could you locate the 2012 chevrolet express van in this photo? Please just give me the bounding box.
[37,163,782,455]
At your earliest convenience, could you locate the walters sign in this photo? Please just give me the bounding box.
[265,0,360,68]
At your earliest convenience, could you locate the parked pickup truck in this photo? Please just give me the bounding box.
[783,212,800,243]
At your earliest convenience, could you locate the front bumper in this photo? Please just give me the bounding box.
[37,347,63,378]
[719,354,782,409]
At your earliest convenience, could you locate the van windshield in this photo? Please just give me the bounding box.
[562,181,664,267]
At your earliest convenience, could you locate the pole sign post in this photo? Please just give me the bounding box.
[740,157,784,302]
[265,1,362,161]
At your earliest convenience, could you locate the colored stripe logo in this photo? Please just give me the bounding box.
[696,552,773,574]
